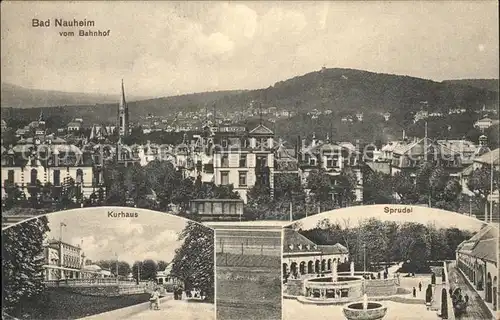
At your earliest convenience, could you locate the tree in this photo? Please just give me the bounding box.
[141,259,158,280]
[467,166,499,219]
[395,222,430,272]
[246,180,274,220]
[332,169,357,207]
[95,260,131,277]
[363,170,394,204]
[392,171,418,203]
[124,164,149,205]
[171,221,214,302]
[131,260,157,282]
[2,217,50,315]
[105,167,127,206]
[157,260,168,271]
[441,288,449,319]
[2,182,25,210]
[132,261,143,283]
[359,219,389,267]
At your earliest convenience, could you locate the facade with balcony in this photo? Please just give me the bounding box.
[389,137,463,177]
[211,124,275,203]
[1,138,100,201]
[298,135,363,202]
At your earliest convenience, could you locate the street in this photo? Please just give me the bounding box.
[448,263,494,320]
[125,299,215,320]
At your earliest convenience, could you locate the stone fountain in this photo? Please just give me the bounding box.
[342,294,387,320]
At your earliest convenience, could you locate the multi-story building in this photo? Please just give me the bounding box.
[282,228,349,278]
[211,124,275,203]
[456,224,498,313]
[388,137,463,176]
[1,136,99,200]
[298,134,363,202]
[43,239,83,280]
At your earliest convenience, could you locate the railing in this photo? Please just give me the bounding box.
[44,278,140,287]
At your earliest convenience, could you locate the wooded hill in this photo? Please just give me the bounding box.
[2,68,498,144]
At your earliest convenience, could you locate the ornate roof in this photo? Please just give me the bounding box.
[249,124,274,135]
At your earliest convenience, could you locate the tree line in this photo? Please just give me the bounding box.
[363,162,499,220]
[297,217,474,273]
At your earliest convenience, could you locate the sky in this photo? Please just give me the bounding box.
[40,207,204,265]
[289,204,487,232]
[1,1,498,97]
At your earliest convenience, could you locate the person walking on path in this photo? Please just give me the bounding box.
[154,288,161,310]
[419,282,422,291]
[412,287,416,298]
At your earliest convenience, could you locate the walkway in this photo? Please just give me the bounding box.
[126,299,214,320]
[447,263,494,320]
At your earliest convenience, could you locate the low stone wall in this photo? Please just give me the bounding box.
[365,278,398,296]
[62,285,146,297]
[286,279,303,296]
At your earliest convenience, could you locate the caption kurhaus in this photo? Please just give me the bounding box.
[107,211,139,218]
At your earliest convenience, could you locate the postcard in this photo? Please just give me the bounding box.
[1,1,498,319]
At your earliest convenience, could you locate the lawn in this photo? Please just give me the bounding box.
[8,288,151,320]
[217,267,282,320]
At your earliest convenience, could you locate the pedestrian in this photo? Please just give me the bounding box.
[412,287,416,298]
[149,289,157,310]
[419,282,422,291]
[154,288,161,310]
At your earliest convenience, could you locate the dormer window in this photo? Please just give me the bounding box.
[313,245,318,250]
[298,244,303,250]
[289,244,294,250]
[305,244,310,250]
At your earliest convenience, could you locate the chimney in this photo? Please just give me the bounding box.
[402,130,406,141]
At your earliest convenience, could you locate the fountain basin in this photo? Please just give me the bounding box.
[342,301,387,320]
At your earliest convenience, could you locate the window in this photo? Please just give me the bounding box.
[242,138,250,148]
[326,159,334,168]
[239,154,247,167]
[197,203,205,214]
[53,170,61,186]
[256,155,267,169]
[76,169,83,184]
[310,158,316,166]
[222,139,228,148]
[221,154,229,167]
[7,170,14,184]
[239,171,247,186]
[220,171,229,185]
[30,169,38,185]
[204,163,214,173]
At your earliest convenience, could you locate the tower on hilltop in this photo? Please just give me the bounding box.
[117,79,129,137]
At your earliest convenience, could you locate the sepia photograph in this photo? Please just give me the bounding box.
[206,220,285,320]
[282,205,498,320]
[2,207,215,320]
[1,1,499,320]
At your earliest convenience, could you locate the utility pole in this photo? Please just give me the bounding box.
[490,151,494,223]
[59,222,67,242]
[289,201,293,222]
[115,253,119,282]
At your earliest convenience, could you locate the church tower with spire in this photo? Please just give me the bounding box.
[117,79,129,137]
